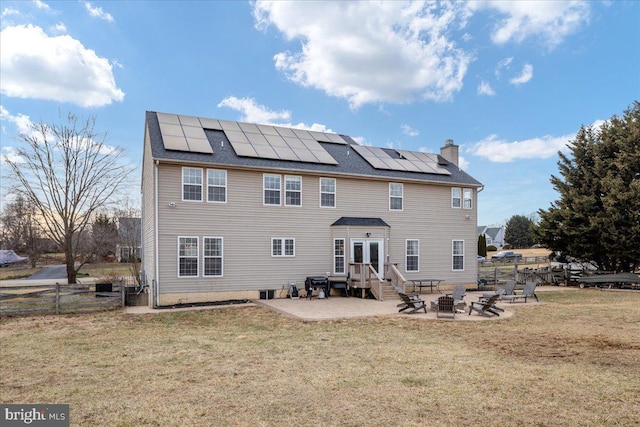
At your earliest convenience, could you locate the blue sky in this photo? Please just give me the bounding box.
[1,1,638,226]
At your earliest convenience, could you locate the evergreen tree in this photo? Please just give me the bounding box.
[505,215,535,248]
[535,102,640,272]
[477,234,487,257]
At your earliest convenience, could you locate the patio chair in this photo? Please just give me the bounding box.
[398,292,427,314]
[449,285,467,312]
[468,294,501,317]
[497,280,517,300]
[433,295,456,318]
[503,281,539,303]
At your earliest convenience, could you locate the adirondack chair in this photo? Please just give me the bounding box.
[468,294,501,317]
[450,285,467,312]
[503,281,539,303]
[398,292,427,314]
[433,295,456,318]
[497,280,517,300]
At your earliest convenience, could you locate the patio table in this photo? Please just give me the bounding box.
[411,279,443,294]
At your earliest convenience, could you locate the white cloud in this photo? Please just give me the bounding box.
[51,22,67,34]
[254,1,473,109]
[509,63,533,85]
[494,57,513,78]
[0,24,125,107]
[472,1,591,49]
[401,124,419,137]
[32,0,50,11]
[83,1,114,22]
[2,8,21,18]
[217,96,291,124]
[217,96,334,133]
[477,80,495,96]
[458,156,470,170]
[0,105,34,136]
[467,132,574,163]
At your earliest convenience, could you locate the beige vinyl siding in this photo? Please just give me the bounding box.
[141,127,156,288]
[154,163,478,296]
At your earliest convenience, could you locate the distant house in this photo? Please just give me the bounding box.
[477,226,505,248]
[141,111,482,307]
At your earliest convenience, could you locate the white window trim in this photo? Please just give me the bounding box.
[203,236,224,277]
[178,236,199,278]
[334,238,346,275]
[284,175,302,207]
[406,239,419,272]
[319,177,336,208]
[389,182,403,211]
[451,187,461,209]
[271,237,295,257]
[263,174,281,206]
[207,169,227,204]
[182,167,203,202]
[463,188,472,209]
[452,239,465,271]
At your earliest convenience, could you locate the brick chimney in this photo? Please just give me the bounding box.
[440,139,459,167]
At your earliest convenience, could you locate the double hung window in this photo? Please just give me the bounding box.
[320,178,336,207]
[452,240,464,271]
[203,237,223,277]
[451,187,461,208]
[406,240,419,272]
[207,170,227,203]
[264,174,281,205]
[285,176,302,206]
[178,237,199,277]
[390,183,403,211]
[182,168,203,201]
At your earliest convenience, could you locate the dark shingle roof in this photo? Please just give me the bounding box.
[331,217,390,227]
[145,111,482,187]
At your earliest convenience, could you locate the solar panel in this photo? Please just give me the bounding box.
[199,118,222,130]
[293,129,313,140]
[182,125,207,139]
[275,126,296,138]
[272,144,300,161]
[178,115,201,127]
[239,122,260,134]
[257,124,280,136]
[219,120,242,132]
[230,142,258,157]
[156,112,340,164]
[159,122,184,137]
[186,138,214,154]
[162,135,189,151]
[352,145,451,175]
[157,113,180,125]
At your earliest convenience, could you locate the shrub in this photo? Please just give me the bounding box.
[487,245,497,252]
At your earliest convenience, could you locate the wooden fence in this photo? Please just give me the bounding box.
[478,257,555,288]
[0,283,123,317]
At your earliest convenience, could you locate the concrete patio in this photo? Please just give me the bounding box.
[256,290,521,321]
[126,288,553,321]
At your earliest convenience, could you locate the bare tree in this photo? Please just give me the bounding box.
[3,112,135,283]
[0,195,43,267]
[115,204,142,286]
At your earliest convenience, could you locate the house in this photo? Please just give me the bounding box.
[477,226,505,248]
[141,111,482,307]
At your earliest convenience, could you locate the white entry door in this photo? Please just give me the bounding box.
[351,239,384,279]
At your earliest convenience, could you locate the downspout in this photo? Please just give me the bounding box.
[154,160,160,307]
